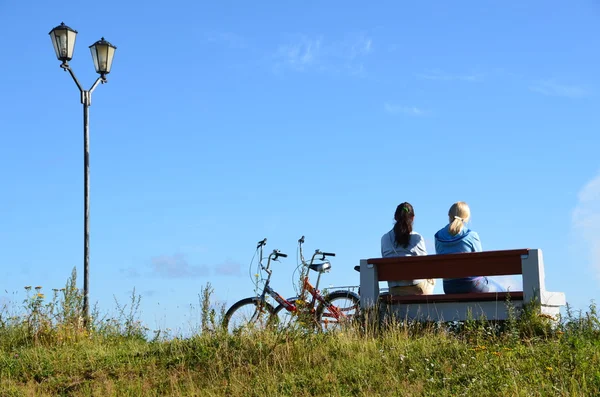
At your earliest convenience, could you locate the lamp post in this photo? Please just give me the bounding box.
[49,22,117,327]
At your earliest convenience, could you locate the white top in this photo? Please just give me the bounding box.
[380,230,428,287]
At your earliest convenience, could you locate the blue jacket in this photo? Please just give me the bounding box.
[434,225,483,286]
[434,225,482,255]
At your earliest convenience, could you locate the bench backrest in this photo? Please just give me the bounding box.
[359,248,550,309]
[367,249,529,281]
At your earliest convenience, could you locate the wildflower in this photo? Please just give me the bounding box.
[399,354,406,362]
[409,368,415,373]
[24,286,31,291]
[538,313,556,321]
[546,367,553,371]
[36,293,45,299]
[461,364,466,368]
[35,286,42,290]
[492,351,501,356]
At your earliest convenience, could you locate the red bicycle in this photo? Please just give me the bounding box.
[271,236,360,331]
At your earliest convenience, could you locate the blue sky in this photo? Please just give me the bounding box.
[2,1,599,334]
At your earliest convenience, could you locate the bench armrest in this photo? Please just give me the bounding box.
[359,259,379,308]
[540,291,566,307]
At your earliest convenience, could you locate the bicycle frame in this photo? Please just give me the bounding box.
[274,236,348,321]
[252,240,296,313]
[247,237,350,324]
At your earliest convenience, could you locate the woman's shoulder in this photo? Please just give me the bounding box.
[465,230,480,239]
[381,229,394,239]
[409,232,424,241]
[433,225,448,241]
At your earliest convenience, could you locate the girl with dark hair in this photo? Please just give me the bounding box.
[380,202,435,296]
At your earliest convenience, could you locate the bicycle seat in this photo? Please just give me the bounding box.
[309,261,331,273]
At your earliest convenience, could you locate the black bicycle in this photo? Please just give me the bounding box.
[222,238,290,333]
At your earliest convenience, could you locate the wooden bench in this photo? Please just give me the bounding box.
[359,249,566,322]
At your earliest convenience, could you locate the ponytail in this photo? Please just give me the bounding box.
[448,217,464,235]
[448,201,471,236]
[393,202,414,248]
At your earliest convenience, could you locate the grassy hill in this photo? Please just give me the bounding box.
[1,273,598,396]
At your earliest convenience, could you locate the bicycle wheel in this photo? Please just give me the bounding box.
[272,297,320,331]
[316,290,360,331]
[223,297,275,333]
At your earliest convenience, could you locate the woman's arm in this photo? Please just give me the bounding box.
[411,234,428,256]
[471,232,483,252]
[434,238,441,254]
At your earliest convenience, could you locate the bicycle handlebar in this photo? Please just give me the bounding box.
[271,250,287,259]
[321,252,335,257]
[257,238,267,248]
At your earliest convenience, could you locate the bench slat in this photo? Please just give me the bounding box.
[368,249,529,280]
[380,291,524,305]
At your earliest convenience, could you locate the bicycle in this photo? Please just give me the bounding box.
[222,238,290,333]
[272,236,360,331]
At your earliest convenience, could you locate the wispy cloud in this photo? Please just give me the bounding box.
[276,37,322,71]
[417,70,483,82]
[151,254,209,279]
[214,260,243,276]
[530,80,589,98]
[274,34,373,74]
[120,267,141,278]
[349,36,372,58]
[384,103,428,116]
[572,172,600,280]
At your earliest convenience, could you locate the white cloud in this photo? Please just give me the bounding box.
[274,34,372,74]
[151,254,210,279]
[349,36,372,58]
[384,103,427,116]
[530,80,589,98]
[417,70,483,82]
[276,37,322,71]
[120,267,141,278]
[572,172,600,280]
[214,260,243,276]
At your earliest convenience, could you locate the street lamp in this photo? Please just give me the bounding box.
[49,22,117,327]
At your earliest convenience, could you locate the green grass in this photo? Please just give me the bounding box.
[1,270,599,396]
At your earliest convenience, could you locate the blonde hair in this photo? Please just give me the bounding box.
[448,201,471,236]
